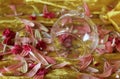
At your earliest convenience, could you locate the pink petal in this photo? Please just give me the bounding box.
[74,23,91,34]
[20,37,32,45]
[83,1,91,17]
[24,63,41,77]
[95,48,106,54]
[105,41,113,53]
[79,54,93,70]
[77,73,100,79]
[15,55,28,73]
[95,68,112,78]
[0,62,23,73]
[34,75,44,79]
[9,5,17,15]
[30,46,49,65]
[43,5,49,15]
[61,17,72,26]
[95,61,113,78]
[0,51,12,56]
[45,56,56,64]
[52,62,69,68]
[21,19,35,27]
[97,26,111,38]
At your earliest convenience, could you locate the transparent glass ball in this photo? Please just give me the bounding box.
[51,10,99,59]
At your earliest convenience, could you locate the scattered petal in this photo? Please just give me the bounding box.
[36,40,47,51]
[11,45,23,54]
[52,62,70,68]
[24,63,41,77]
[45,56,56,64]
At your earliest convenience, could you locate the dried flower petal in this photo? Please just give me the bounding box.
[36,40,47,51]
[45,56,56,64]
[36,68,48,76]
[29,15,37,20]
[95,61,113,78]
[83,1,91,17]
[105,41,113,53]
[43,5,55,19]
[2,28,16,39]
[11,45,23,54]
[79,54,93,70]
[24,63,41,77]
[43,12,56,19]
[52,62,70,69]
[58,34,73,48]
[23,45,31,52]
[3,37,14,45]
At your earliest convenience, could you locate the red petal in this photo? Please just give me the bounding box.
[11,45,23,54]
[36,40,47,51]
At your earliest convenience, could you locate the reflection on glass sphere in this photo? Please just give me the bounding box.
[51,10,99,59]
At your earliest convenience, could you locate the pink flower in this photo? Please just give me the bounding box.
[11,45,23,54]
[2,28,16,39]
[36,40,47,51]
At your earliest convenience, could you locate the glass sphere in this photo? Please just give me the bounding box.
[51,10,99,59]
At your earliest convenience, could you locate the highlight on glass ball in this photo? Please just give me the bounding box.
[51,10,99,59]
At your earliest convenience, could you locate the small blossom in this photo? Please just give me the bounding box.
[11,45,23,54]
[2,28,16,39]
[3,37,14,45]
[43,5,55,19]
[43,12,56,19]
[36,40,47,51]
[23,45,31,52]
[29,15,37,20]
